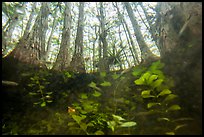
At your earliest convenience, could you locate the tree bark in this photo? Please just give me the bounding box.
[70,2,85,73]
[124,2,159,64]
[159,3,202,133]
[97,2,109,72]
[53,2,71,71]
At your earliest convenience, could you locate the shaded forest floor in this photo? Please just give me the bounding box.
[2,57,202,135]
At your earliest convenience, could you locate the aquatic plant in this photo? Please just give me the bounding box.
[68,80,137,135]
[27,73,53,107]
[132,60,191,135]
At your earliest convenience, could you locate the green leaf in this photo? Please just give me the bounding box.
[80,110,87,114]
[142,72,151,80]
[39,85,45,89]
[166,105,181,112]
[29,92,38,96]
[134,77,145,85]
[120,122,137,127]
[151,70,165,79]
[95,130,104,135]
[64,72,72,78]
[147,102,161,109]
[164,94,178,102]
[46,92,53,95]
[147,74,158,85]
[33,102,41,105]
[46,100,53,103]
[112,114,125,121]
[151,79,163,88]
[80,93,88,99]
[157,89,172,97]
[172,117,194,122]
[141,90,155,98]
[92,90,101,97]
[28,84,34,87]
[124,100,130,104]
[112,73,120,80]
[88,82,97,88]
[100,81,111,87]
[107,121,116,132]
[67,122,77,126]
[132,67,146,77]
[157,117,170,122]
[174,124,188,131]
[72,115,86,124]
[141,90,151,96]
[80,122,87,131]
[165,132,175,135]
[100,71,106,78]
[41,102,46,107]
[149,61,165,70]
[88,82,101,91]
[87,122,94,127]
[83,104,94,112]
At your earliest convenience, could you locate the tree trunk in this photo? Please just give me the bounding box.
[124,2,159,64]
[70,2,85,73]
[113,2,138,66]
[53,2,71,71]
[98,2,109,72]
[45,4,58,61]
[159,2,202,133]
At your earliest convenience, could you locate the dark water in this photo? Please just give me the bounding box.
[2,59,202,135]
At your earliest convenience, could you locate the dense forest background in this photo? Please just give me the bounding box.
[2,2,202,135]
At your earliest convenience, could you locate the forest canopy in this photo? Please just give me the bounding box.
[2,2,161,72]
[2,2,202,73]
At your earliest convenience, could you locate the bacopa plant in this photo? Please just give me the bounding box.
[132,61,191,135]
[67,80,137,135]
[27,74,53,107]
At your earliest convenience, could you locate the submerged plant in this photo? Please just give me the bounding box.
[68,80,137,135]
[132,60,191,135]
[27,73,53,107]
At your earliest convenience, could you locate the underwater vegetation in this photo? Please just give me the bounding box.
[2,61,197,135]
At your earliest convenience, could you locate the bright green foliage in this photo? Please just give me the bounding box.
[134,77,145,85]
[174,124,187,131]
[164,94,178,102]
[141,90,155,98]
[88,82,101,91]
[147,102,161,109]
[112,73,120,80]
[132,61,186,135]
[100,81,111,87]
[69,80,137,135]
[92,90,102,97]
[71,115,86,124]
[112,114,125,121]
[80,93,88,99]
[62,71,73,83]
[149,60,165,71]
[157,117,170,122]
[120,122,137,127]
[88,81,97,88]
[166,105,181,112]
[157,89,172,97]
[28,74,53,107]
[151,79,163,89]
[100,71,107,78]
[147,74,158,85]
[107,114,137,132]
[165,132,175,135]
[132,66,146,77]
[64,72,72,78]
